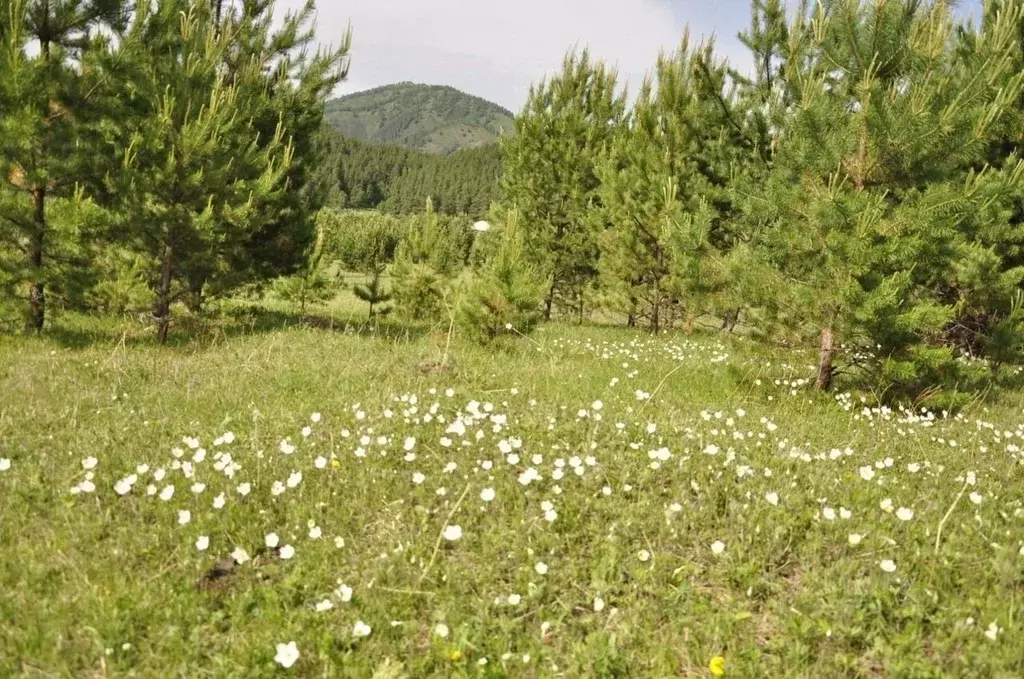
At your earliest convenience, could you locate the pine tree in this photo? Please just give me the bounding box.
[735,0,793,123]
[459,208,546,343]
[200,0,351,305]
[597,36,744,333]
[0,0,128,332]
[111,0,292,342]
[269,219,339,314]
[938,0,1024,370]
[353,265,392,319]
[84,245,153,315]
[316,208,403,273]
[501,49,625,320]
[326,207,397,319]
[736,0,1024,392]
[390,198,460,321]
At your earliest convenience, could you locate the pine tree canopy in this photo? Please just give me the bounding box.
[735,0,1024,391]
[500,49,626,320]
[4,0,1024,401]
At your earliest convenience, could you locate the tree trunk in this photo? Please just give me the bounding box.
[544,282,554,321]
[853,129,868,190]
[722,308,739,333]
[815,327,835,390]
[651,280,661,335]
[185,272,206,313]
[154,241,174,344]
[25,188,47,333]
[577,283,584,325]
[684,311,694,335]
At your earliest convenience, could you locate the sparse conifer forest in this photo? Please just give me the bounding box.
[3,1,1024,676]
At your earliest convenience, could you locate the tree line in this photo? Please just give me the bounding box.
[0,0,509,345]
[275,201,537,348]
[6,0,1024,403]
[322,130,500,217]
[0,0,349,341]
[497,0,1024,398]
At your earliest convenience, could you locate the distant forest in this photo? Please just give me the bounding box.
[323,82,514,155]
[320,127,501,218]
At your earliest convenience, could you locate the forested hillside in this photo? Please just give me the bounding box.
[324,82,514,155]
[0,0,350,341]
[320,128,500,217]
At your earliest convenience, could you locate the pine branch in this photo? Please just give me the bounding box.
[694,57,750,144]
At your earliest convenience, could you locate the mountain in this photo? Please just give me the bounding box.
[324,82,515,155]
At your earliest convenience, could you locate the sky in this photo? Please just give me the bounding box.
[275,0,985,114]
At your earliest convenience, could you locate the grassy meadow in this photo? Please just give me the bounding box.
[2,300,1024,678]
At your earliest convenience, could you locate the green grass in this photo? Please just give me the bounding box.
[2,312,1024,677]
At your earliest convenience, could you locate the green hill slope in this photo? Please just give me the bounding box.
[324,82,515,155]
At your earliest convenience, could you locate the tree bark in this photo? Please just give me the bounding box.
[851,128,868,190]
[544,282,554,321]
[25,188,47,333]
[651,279,661,334]
[577,283,584,325]
[154,241,174,344]
[815,327,835,390]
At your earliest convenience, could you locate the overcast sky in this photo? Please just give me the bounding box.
[275,0,984,113]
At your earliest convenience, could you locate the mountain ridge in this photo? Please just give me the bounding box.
[324,82,515,156]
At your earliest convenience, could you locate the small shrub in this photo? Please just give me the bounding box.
[353,266,393,318]
[391,199,460,322]
[458,209,545,343]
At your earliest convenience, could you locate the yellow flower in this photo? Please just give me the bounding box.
[449,650,462,662]
[709,655,726,677]
[331,459,341,470]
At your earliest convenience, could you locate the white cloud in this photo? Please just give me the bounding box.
[275,0,751,111]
